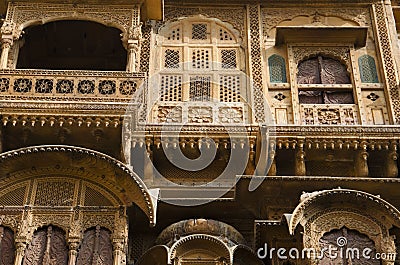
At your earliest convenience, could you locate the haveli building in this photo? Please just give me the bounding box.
[1,0,400,264]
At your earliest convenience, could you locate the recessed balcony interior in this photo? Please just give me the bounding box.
[16,20,127,71]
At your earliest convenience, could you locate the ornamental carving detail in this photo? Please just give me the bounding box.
[163,6,245,34]
[4,3,140,40]
[76,226,113,265]
[261,7,371,37]
[23,226,68,265]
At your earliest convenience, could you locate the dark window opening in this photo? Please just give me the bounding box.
[297,55,354,104]
[17,20,127,71]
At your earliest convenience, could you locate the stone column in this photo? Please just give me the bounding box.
[113,240,125,265]
[68,241,80,265]
[355,142,369,177]
[126,41,139,72]
[385,141,398,178]
[0,39,12,69]
[14,242,27,265]
[295,140,306,176]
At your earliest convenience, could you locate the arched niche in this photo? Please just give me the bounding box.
[288,189,400,265]
[16,20,127,70]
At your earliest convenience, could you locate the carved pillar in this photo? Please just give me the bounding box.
[112,240,125,265]
[385,141,398,178]
[267,150,276,176]
[68,241,79,265]
[0,39,12,69]
[14,242,26,265]
[355,142,369,177]
[126,41,139,72]
[295,140,306,176]
[125,24,142,73]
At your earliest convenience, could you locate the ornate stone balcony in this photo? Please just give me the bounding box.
[0,69,145,103]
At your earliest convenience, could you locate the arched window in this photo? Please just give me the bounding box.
[358,55,379,83]
[268,54,287,83]
[319,227,379,264]
[157,17,244,103]
[0,226,15,265]
[17,20,127,70]
[297,55,354,104]
[76,226,113,265]
[23,225,68,265]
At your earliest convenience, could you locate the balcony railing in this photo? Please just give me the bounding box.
[0,69,145,102]
[300,104,359,125]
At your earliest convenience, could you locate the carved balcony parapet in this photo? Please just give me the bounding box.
[154,102,248,125]
[300,104,359,125]
[0,69,145,102]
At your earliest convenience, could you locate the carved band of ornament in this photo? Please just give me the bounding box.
[249,5,265,123]
[292,46,350,67]
[373,4,400,124]
[0,146,155,222]
[0,215,20,230]
[261,7,371,36]
[1,115,122,128]
[82,215,115,232]
[0,70,144,100]
[5,2,140,40]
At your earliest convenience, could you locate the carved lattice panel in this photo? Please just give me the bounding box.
[191,23,209,41]
[164,48,181,69]
[0,226,15,265]
[190,76,211,101]
[76,227,113,265]
[219,75,240,102]
[33,180,75,206]
[319,227,379,265]
[84,186,114,207]
[160,75,183,101]
[191,49,211,69]
[0,185,26,206]
[268,54,287,83]
[220,49,237,69]
[23,226,68,265]
[358,55,379,83]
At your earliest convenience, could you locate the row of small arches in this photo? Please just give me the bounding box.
[268,54,379,84]
[0,225,113,265]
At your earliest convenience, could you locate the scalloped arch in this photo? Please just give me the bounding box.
[0,145,158,225]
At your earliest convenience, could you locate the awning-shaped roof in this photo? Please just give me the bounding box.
[275,26,368,47]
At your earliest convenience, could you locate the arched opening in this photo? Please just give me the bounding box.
[23,225,68,265]
[319,227,380,264]
[297,55,354,104]
[0,226,15,265]
[76,226,113,265]
[17,20,127,70]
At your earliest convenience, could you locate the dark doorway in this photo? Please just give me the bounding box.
[17,20,127,70]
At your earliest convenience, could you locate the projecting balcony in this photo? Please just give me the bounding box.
[0,69,145,103]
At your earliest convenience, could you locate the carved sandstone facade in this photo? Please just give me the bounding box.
[1,0,400,264]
